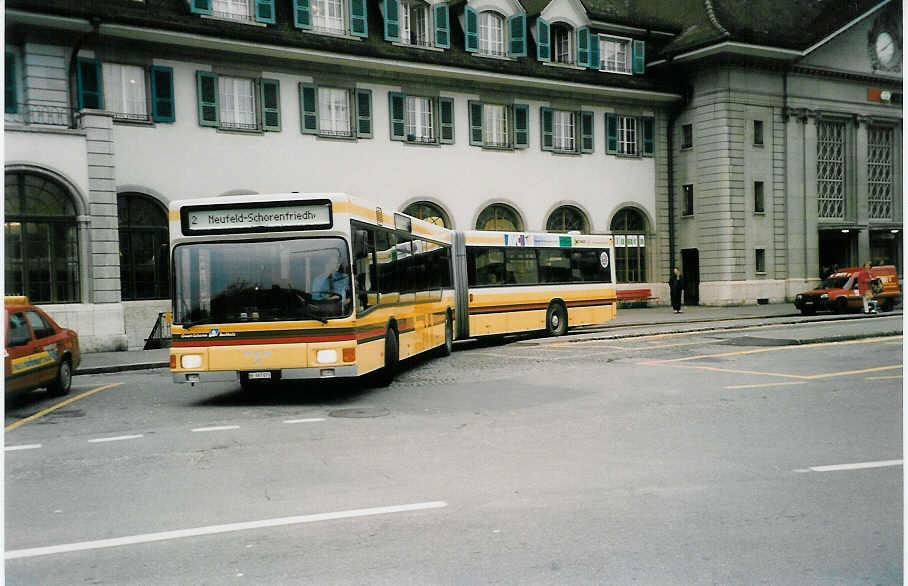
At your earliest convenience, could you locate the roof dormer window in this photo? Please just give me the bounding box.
[551,23,574,65]
[464,4,525,58]
[479,11,506,56]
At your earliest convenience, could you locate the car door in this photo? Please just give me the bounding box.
[6,311,40,393]
[24,310,62,387]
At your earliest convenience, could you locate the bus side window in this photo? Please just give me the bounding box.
[353,228,377,313]
[468,247,506,286]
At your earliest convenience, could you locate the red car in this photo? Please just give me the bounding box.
[5,296,81,396]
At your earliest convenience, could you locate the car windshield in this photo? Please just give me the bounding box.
[172,237,352,325]
[820,276,851,289]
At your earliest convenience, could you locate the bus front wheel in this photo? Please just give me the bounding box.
[376,329,399,387]
[546,303,568,337]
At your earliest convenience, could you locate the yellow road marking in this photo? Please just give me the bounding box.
[647,336,901,364]
[806,365,902,379]
[866,375,903,380]
[5,383,125,432]
[725,381,809,389]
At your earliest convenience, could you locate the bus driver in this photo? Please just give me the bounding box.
[311,253,350,308]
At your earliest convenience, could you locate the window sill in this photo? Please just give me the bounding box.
[200,14,267,27]
[113,117,154,126]
[752,143,765,148]
[473,53,515,61]
[543,61,585,70]
[681,213,694,218]
[217,126,264,135]
[753,211,766,216]
[479,143,515,151]
[401,139,441,147]
[300,29,363,41]
[680,145,693,151]
[614,152,641,159]
[317,132,356,141]
[392,42,444,52]
[598,68,633,76]
[755,271,767,276]
[549,149,581,156]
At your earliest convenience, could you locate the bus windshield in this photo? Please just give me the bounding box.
[172,237,352,326]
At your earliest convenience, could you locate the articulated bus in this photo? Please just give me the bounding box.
[169,194,616,388]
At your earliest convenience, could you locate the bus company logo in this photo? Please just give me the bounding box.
[243,350,273,366]
[504,234,527,247]
[208,328,220,337]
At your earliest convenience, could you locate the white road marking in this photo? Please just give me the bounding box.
[283,418,326,424]
[191,425,240,433]
[725,381,808,389]
[5,501,448,560]
[796,460,903,473]
[4,444,42,452]
[88,434,144,443]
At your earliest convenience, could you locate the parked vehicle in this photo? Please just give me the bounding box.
[794,265,901,315]
[5,296,81,396]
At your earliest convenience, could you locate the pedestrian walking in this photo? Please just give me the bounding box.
[856,261,875,314]
[669,267,685,313]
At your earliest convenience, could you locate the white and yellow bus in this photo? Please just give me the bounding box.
[169,193,455,389]
[168,194,617,389]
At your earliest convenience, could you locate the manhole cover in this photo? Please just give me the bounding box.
[328,407,390,419]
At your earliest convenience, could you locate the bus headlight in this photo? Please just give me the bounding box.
[316,349,338,364]
[180,354,203,369]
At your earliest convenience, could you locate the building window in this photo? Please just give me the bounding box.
[682,184,694,216]
[482,104,509,147]
[4,172,80,303]
[102,63,148,121]
[319,87,352,137]
[218,76,256,130]
[868,125,893,220]
[599,36,630,73]
[118,193,169,300]
[400,0,430,46]
[681,123,692,149]
[406,95,435,142]
[6,51,18,114]
[312,0,346,33]
[212,0,251,21]
[553,111,575,152]
[476,204,523,231]
[755,248,766,274]
[754,181,765,213]
[479,11,505,57]
[618,115,637,155]
[817,120,846,219]
[403,201,450,227]
[469,102,528,149]
[551,23,574,65]
[546,205,589,233]
[610,207,647,283]
[753,119,764,146]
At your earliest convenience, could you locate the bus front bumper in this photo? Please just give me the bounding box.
[173,365,359,384]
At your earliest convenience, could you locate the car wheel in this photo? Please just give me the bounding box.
[47,358,72,397]
[376,328,398,387]
[546,303,568,337]
[835,297,849,314]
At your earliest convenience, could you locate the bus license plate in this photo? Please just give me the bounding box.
[248,371,271,380]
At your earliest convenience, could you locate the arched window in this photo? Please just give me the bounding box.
[5,172,80,303]
[479,11,505,56]
[610,207,647,283]
[403,201,450,227]
[118,193,170,300]
[476,204,523,231]
[546,205,589,233]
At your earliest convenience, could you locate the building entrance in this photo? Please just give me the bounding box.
[818,229,857,278]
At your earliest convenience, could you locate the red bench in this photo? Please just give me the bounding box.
[617,288,655,301]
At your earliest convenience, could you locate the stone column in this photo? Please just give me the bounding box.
[803,110,819,282]
[855,115,871,263]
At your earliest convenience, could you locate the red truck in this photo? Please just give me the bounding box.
[794,265,901,315]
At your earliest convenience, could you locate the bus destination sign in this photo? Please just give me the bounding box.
[182,201,333,234]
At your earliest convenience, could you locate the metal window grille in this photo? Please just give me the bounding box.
[817,120,846,219]
[553,110,575,152]
[479,12,505,57]
[5,104,74,127]
[868,125,893,220]
[618,115,637,155]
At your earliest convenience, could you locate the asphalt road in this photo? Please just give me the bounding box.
[4,315,903,585]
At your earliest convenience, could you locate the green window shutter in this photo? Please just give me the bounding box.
[388,91,405,140]
[434,3,450,48]
[439,97,454,144]
[589,33,600,69]
[508,14,526,57]
[642,116,654,156]
[540,107,553,152]
[293,0,311,29]
[255,0,275,23]
[76,58,103,110]
[150,66,175,122]
[580,111,594,153]
[468,100,483,146]
[384,0,400,41]
[350,0,368,37]
[299,82,318,134]
[464,6,479,53]
[196,71,218,126]
[513,104,529,149]
[536,18,550,62]
[190,0,212,15]
[261,79,281,131]
[632,40,645,74]
[576,27,590,68]
[355,88,373,138]
[606,113,618,154]
[5,52,16,114]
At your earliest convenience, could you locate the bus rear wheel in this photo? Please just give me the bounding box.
[438,313,453,357]
[546,303,568,337]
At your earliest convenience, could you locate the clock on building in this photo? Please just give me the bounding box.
[870,15,901,71]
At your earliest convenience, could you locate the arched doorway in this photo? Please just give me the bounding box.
[118,193,170,300]
[610,207,648,283]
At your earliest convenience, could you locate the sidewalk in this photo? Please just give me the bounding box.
[75,302,896,375]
